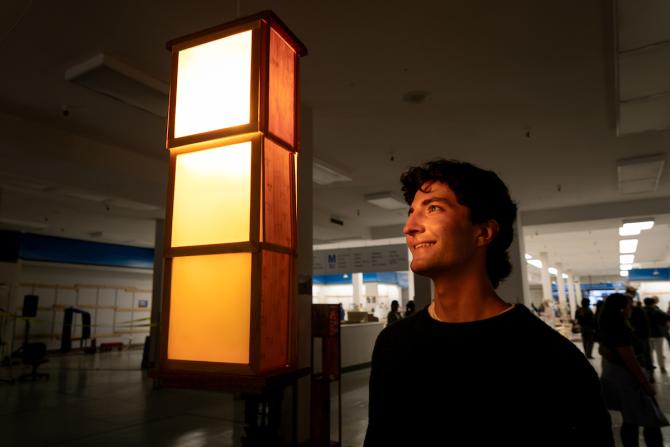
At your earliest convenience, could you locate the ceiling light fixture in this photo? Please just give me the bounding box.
[619,239,638,254]
[527,259,542,269]
[313,159,352,185]
[622,218,655,232]
[620,254,635,264]
[620,263,633,271]
[619,226,640,236]
[524,253,532,260]
[620,270,629,277]
[616,154,665,194]
[548,267,558,275]
[65,52,169,117]
[364,192,407,210]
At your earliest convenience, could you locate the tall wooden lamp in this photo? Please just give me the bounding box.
[154,11,307,390]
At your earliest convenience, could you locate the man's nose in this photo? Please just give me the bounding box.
[403,212,424,237]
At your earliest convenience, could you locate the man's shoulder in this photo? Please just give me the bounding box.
[376,308,429,345]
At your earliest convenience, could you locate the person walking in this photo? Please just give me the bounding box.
[575,298,596,359]
[643,297,670,375]
[599,293,668,447]
[386,300,402,326]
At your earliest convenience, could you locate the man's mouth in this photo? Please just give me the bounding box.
[414,242,435,249]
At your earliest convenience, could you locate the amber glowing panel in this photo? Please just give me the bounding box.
[263,138,292,247]
[174,30,252,138]
[171,142,251,247]
[268,29,295,146]
[168,253,251,364]
[260,250,290,371]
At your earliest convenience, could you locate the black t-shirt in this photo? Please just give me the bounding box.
[364,305,613,447]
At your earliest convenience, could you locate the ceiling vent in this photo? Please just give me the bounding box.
[313,159,352,185]
[365,192,407,210]
[65,53,169,117]
[617,154,665,194]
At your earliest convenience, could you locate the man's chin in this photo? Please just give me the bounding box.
[410,260,437,277]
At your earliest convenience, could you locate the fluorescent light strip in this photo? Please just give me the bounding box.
[620,263,633,271]
[620,254,635,264]
[548,267,558,275]
[620,270,629,277]
[526,259,542,269]
[619,239,638,254]
[619,226,640,236]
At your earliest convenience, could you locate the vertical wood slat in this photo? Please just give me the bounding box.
[259,250,291,372]
[268,27,296,148]
[263,138,293,248]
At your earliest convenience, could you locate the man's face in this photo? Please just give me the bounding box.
[402,181,481,277]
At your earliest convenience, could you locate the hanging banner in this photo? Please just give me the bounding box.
[313,244,408,275]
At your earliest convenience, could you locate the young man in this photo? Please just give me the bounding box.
[364,160,613,446]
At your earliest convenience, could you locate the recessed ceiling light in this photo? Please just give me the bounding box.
[524,253,532,260]
[548,267,558,275]
[619,226,640,236]
[620,270,629,277]
[619,239,638,254]
[620,254,635,264]
[527,259,542,269]
[364,192,407,210]
[313,159,352,185]
[620,263,633,271]
[622,218,654,232]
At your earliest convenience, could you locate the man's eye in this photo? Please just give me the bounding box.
[427,204,442,212]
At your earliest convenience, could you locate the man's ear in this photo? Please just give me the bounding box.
[475,219,499,247]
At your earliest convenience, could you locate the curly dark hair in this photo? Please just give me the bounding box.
[400,159,518,288]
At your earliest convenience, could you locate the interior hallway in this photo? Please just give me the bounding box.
[2,342,670,447]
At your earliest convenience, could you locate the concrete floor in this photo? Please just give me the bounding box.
[2,343,670,446]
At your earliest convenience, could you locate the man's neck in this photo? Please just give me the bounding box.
[431,272,509,323]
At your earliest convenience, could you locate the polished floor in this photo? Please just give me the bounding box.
[1,342,670,446]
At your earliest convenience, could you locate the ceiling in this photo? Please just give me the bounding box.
[0,0,669,277]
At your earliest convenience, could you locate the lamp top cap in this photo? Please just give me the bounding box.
[166,10,307,56]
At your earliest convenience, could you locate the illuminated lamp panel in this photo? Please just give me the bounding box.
[171,142,251,247]
[263,138,293,248]
[174,30,252,138]
[268,28,295,147]
[259,250,290,372]
[168,253,251,364]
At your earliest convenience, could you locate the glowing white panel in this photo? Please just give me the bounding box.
[524,253,532,260]
[619,226,640,236]
[620,264,633,271]
[548,267,558,275]
[619,239,639,254]
[527,259,542,269]
[622,220,655,232]
[174,30,252,138]
[620,270,629,277]
[620,254,635,264]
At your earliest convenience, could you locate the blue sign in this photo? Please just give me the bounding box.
[629,268,670,281]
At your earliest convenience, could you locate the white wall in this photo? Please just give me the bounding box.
[13,261,152,351]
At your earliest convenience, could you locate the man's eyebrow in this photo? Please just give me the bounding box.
[420,196,451,207]
[407,197,451,216]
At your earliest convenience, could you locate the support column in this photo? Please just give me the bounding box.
[556,263,567,319]
[351,273,363,312]
[539,252,552,305]
[575,276,583,302]
[496,215,530,306]
[148,218,164,369]
[567,271,577,318]
[293,103,314,444]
